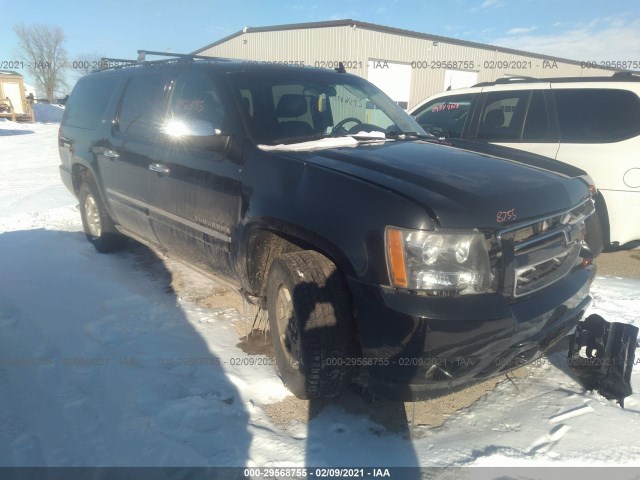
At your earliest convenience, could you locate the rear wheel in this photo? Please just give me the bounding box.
[78,178,127,253]
[266,250,359,399]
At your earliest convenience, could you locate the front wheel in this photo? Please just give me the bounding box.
[266,250,359,399]
[78,178,127,253]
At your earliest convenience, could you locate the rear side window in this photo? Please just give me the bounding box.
[413,94,473,138]
[477,91,529,141]
[116,74,168,139]
[63,75,117,129]
[554,89,640,143]
[476,90,553,142]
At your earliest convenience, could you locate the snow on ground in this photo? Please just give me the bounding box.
[32,103,65,124]
[1,122,639,474]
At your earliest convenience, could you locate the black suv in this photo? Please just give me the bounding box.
[59,54,597,400]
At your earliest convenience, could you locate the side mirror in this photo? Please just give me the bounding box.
[162,118,231,151]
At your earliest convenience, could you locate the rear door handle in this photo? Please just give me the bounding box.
[149,163,170,175]
[104,149,119,159]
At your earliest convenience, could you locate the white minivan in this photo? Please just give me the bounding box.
[409,73,640,249]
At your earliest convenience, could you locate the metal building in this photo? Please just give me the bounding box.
[194,19,615,109]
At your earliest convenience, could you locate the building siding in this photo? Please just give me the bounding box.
[198,23,615,109]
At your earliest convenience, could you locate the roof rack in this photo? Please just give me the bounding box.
[96,50,229,72]
[472,71,640,88]
[136,50,217,62]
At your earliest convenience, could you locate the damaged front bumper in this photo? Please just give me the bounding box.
[348,264,596,401]
[568,314,639,407]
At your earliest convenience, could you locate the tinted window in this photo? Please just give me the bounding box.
[413,94,473,138]
[554,89,640,143]
[168,72,226,130]
[522,91,551,140]
[477,91,529,141]
[63,75,118,129]
[117,74,168,139]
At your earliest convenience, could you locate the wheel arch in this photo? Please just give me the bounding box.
[594,190,612,248]
[238,219,356,303]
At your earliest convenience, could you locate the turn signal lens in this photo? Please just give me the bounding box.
[387,228,408,288]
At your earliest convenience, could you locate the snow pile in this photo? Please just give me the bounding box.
[0,123,639,471]
[32,103,64,123]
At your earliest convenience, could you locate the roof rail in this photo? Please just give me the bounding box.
[612,71,640,79]
[472,71,640,88]
[136,50,217,62]
[494,76,542,84]
[94,51,230,72]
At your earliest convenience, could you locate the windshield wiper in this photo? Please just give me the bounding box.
[271,132,331,145]
[384,129,433,140]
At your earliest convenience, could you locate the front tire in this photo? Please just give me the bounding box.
[266,250,359,399]
[78,178,127,253]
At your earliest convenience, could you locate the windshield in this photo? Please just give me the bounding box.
[227,69,426,145]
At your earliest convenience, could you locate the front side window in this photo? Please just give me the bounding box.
[117,74,168,139]
[554,88,640,143]
[413,94,473,138]
[475,90,554,142]
[228,70,424,145]
[167,72,226,130]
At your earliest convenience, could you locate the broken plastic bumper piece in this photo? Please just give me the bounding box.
[568,314,639,407]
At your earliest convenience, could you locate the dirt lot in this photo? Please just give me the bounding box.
[169,246,639,433]
[595,248,640,278]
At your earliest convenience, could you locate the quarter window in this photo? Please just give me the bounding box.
[63,75,118,129]
[554,89,640,143]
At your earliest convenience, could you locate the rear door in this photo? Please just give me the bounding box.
[102,72,171,242]
[470,84,560,160]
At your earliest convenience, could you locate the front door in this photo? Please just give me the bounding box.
[148,71,242,278]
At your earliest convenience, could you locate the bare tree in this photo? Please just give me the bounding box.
[14,23,68,102]
[72,52,107,76]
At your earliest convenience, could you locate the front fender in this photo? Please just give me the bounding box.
[234,147,434,291]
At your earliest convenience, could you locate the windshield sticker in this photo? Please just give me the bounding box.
[431,103,461,113]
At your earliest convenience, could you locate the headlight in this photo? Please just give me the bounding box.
[385,227,493,295]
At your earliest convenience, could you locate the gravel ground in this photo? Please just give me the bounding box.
[596,248,640,279]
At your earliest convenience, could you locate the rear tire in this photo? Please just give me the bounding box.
[78,177,127,253]
[266,250,359,399]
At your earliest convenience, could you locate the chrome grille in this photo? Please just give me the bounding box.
[498,199,594,298]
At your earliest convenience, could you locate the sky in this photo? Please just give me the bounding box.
[2,0,640,95]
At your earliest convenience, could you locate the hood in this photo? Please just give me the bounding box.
[295,140,590,229]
